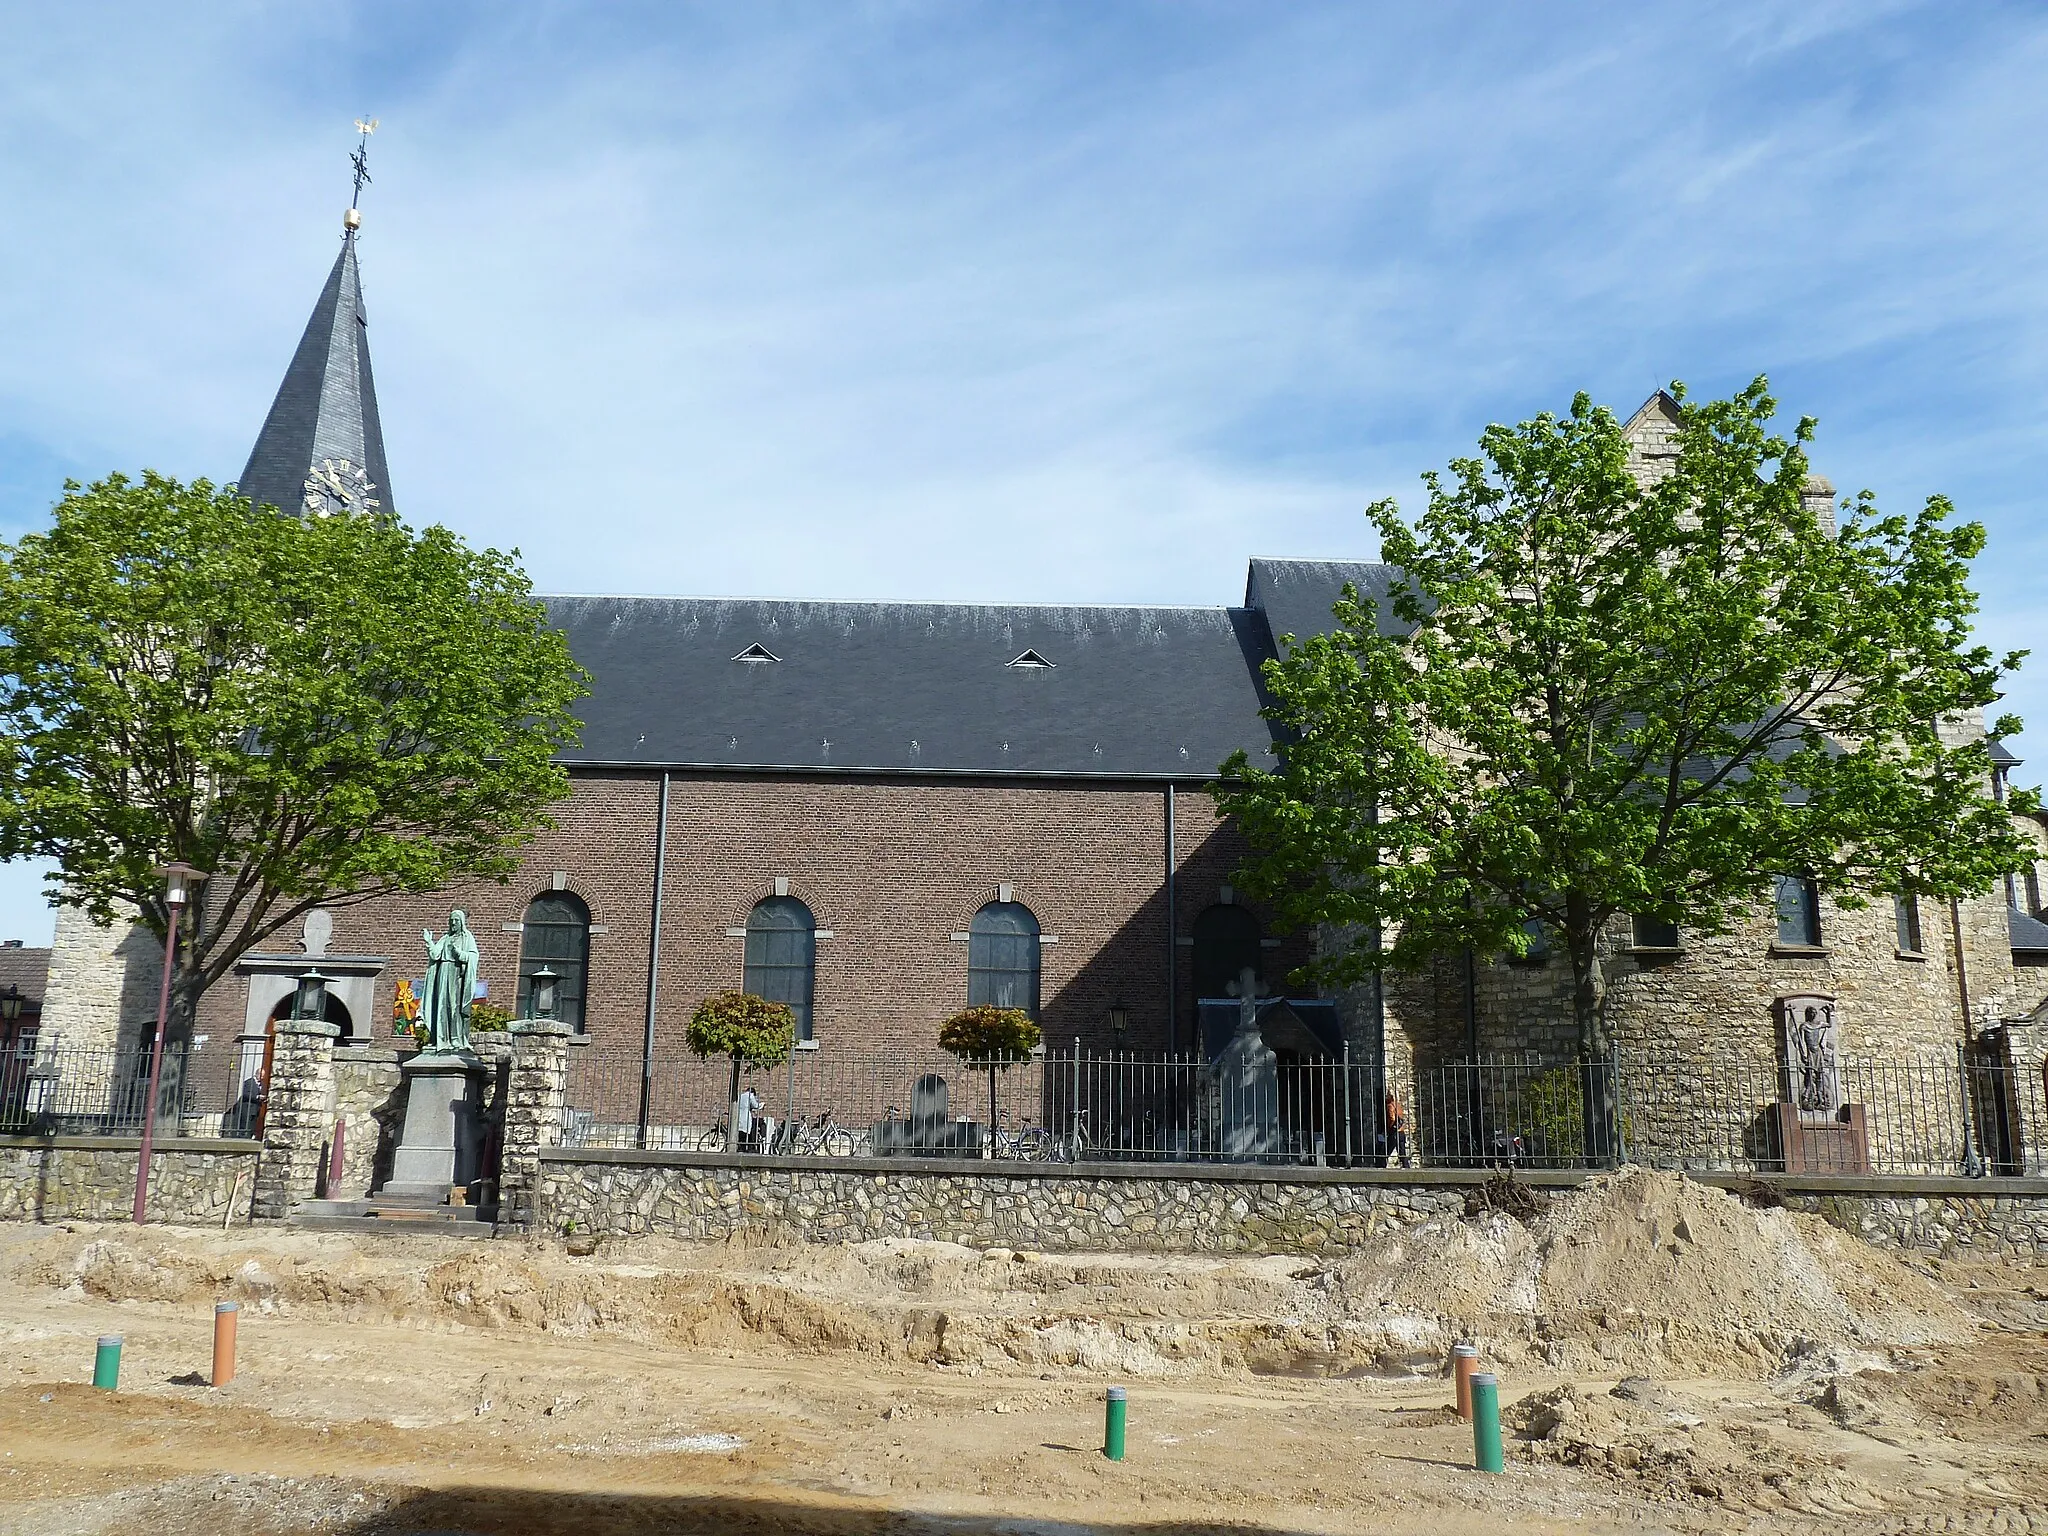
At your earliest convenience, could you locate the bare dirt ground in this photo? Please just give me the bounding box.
[0,1170,2043,1535]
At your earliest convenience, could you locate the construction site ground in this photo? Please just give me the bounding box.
[0,1170,2044,1535]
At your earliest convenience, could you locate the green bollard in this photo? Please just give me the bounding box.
[1471,1371,1503,1473]
[92,1335,123,1391]
[1103,1385,1127,1461]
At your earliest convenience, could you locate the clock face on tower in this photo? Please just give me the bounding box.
[302,457,381,517]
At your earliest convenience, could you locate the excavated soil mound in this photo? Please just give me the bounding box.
[6,1169,1980,1381]
[1518,1166,1978,1371]
[1322,1167,1977,1376]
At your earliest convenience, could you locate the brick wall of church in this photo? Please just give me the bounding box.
[193,770,1307,1063]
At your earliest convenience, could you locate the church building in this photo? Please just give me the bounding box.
[33,192,2048,1157]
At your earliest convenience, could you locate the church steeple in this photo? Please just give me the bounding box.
[238,121,393,518]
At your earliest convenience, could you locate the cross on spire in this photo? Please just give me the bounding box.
[349,116,378,214]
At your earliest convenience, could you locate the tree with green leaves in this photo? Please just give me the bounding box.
[0,471,588,1037]
[1217,381,2034,1153]
[686,990,797,1146]
[939,1003,1042,1142]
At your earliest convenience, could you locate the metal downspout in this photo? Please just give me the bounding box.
[637,770,670,1149]
[1165,783,1177,1055]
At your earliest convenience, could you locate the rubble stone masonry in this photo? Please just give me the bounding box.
[533,1150,2048,1259]
[0,1138,256,1223]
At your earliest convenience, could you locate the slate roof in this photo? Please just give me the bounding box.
[237,232,393,518]
[2012,908,2048,956]
[1989,738,2020,767]
[0,946,50,1010]
[545,592,1295,778]
[1244,559,1411,648]
[541,558,1394,779]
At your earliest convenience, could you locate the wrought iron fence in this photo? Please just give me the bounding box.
[0,1042,254,1139]
[562,1040,2048,1178]
[563,1045,1400,1166]
[1617,1048,2048,1178]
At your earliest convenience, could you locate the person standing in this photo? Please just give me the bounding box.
[1385,1087,1412,1169]
[735,1083,765,1152]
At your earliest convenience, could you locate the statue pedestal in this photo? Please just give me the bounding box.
[379,1052,486,1201]
[1773,1101,1870,1174]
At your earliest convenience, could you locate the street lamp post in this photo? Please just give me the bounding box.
[133,861,208,1224]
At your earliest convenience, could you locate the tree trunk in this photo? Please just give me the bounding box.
[168,970,204,1047]
[1563,894,1619,1166]
[728,1057,742,1149]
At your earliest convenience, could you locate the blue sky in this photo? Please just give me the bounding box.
[1,1,2044,944]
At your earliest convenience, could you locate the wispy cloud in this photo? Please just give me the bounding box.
[0,0,2043,941]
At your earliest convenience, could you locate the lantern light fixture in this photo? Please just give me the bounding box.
[529,965,559,1022]
[156,861,208,908]
[293,969,329,1023]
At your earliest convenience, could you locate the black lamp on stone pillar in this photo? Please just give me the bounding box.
[1,984,21,1029]
[528,965,559,1023]
[293,969,330,1024]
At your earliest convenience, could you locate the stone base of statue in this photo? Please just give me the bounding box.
[1773,1101,1870,1175]
[379,1051,487,1201]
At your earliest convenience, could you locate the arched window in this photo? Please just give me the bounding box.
[1774,874,1821,948]
[1191,903,1262,1001]
[968,901,1039,1018]
[517,892,590,1028]
[745,895,816,1042]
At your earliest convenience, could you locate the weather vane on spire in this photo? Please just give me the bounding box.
[345,116,378,231]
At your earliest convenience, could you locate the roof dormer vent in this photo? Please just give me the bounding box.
[731,644,781,664]
[1007,649,1055,669]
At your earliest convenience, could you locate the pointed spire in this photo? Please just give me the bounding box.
[238,124,393,518]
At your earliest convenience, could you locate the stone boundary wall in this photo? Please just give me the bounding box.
[1775,1188,2048,1258]
[0,1136,259,1224]
[535,1148,2048,1258]
[537,1152,1474,1253]
[331,1048,406,1200]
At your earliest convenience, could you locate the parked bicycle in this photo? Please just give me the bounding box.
[1041,1108,1093,1163]
[776,1106,858,1157]
[988,1112,1049,1161]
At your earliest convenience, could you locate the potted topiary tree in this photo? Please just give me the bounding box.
[686,990,796,1151]
[938,1005,1042,1153]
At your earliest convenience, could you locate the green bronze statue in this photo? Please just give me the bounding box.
[420,909,480,1055]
